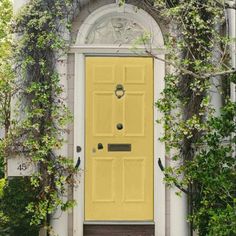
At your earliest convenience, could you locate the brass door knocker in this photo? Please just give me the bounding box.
[115,84,125,99]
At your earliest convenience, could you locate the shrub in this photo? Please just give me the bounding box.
[0,178,40,236]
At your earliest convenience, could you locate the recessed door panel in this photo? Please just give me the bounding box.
[85,57,154,221]
[92,158,114,202]
[124,93,145,136]
[123,158,145,202]
[93,92,114,136]
[124,65,145,84]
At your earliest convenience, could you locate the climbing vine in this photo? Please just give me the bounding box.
[0,0,13,178]
[1,0,79,233]
[151,1,236,235]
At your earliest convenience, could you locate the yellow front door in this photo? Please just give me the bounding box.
[85,57,154,221]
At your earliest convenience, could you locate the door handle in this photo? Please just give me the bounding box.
[75,157,81,169]
[75,146,81,169]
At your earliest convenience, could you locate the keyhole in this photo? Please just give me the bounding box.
[117,123,123,130]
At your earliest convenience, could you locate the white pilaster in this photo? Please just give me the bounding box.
[73,53,85,236]
[210,76,222,115]
[169,155,189,236]
[50,56,69,236]
[228,2,236,102]
[170,187,188,236]
[13,0,28,14]
[168,21,189,236]
[51,201,68,236]
[154,56,166,236]
[227,1,236,165]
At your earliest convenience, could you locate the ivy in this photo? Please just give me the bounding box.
[153,1,236,235]
[185,102,236,235]
[0,178,40,236]
[0,0,14,178]
[0,0,79,232]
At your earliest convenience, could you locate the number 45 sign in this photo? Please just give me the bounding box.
[7,156,37,177]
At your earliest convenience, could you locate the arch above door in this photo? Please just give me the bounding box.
[75,3,164,48]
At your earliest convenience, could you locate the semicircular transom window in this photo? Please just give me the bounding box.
[85,16,146,45]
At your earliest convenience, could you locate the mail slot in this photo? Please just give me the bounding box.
[108,144,131,152]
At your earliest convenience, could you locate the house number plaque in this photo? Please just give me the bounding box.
[7,156,37,177]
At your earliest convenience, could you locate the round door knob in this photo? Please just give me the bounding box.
[116,123,123,130]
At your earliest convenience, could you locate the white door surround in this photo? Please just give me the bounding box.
[71,4,166,236]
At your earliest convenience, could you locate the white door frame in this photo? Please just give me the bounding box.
[71,4,166,236]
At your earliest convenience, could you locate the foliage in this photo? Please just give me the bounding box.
[0,143,4,178]
[0,0,79,232]
[9,0,80,229]
[185,102,236,235]
[0,2,40,234]
[152,0,236,235]
[0,178,40,236]
[0,0,14,178]
[0,178,5,197]
[0,178,9,235]
[0,0,13,127]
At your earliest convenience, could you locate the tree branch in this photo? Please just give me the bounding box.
[146,50,236,79]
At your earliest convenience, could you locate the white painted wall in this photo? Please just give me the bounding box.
[169,153,189,236]
[228,1,236,170]
[170,187,188,236]
[12,0,28,14]
[228,3,236,102]
[168,22,189,236]
[50,56,69,236]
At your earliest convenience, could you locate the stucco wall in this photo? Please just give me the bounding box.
[13,0,28,13]
[67,53,75,236]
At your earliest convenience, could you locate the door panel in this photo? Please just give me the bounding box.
[92,158,114,202]
[123,158,145,202]
[93,92,114,136]
[85,57,154,221]
[124,93,145,136]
